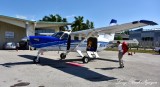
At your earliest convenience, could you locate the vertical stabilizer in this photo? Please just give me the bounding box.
[109,19,117,26]
[99,19,117,42]
[104,19,117,41]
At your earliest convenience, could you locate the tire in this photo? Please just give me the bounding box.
[60,53,66,60]
[82,57,89,63]
[159,50,160,54]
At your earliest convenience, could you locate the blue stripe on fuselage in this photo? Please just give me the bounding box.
[29,36,108,48]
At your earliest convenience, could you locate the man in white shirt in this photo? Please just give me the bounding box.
[117,41,124,68]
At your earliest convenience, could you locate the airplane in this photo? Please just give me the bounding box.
[28,19,157,63]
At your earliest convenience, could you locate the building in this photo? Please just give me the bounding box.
[0,15,70,49]
[129,28,160,48]
[114,33,129,40]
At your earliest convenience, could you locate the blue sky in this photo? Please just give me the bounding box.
[0,0,159,29]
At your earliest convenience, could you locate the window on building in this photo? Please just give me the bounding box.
[141,37,154,41]
[35,28,55,34]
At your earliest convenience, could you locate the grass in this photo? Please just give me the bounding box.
[105,48,158,54]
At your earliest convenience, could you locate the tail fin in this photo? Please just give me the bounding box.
[99,19,117,41]
[109,19,117,26]
[105,19,117,41]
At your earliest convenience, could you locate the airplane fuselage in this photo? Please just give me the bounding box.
[29,35,109,52]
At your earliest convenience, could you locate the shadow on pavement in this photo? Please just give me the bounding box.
[0,61,33,68]
[95,58,119,62]
[0,55,117,82]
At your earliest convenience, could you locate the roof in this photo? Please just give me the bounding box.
[0,15,34,23]
[37,21,72,25]
[0,15,71,28]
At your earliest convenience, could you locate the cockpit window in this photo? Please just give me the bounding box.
[52,32,64,38]
[61,33,69,40]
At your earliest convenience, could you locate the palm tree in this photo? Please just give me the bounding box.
[90,22,94,28]
[55,14,62,22]
[50,14,57,22]
[85,20,94,29]
[73,16,84,31]
[71,16,95,31]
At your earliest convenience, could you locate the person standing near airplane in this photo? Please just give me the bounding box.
[16,42,20,52]
[117,41,124,68]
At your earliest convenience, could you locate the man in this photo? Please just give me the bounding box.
[117,41,124,68]
[16,42,20,52]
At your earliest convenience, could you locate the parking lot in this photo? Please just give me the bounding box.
[0,50,159,87]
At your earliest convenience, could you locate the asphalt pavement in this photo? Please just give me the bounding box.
[0,50,159,87]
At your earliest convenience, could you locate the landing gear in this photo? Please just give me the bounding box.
[92,54,96,59]
[60,53,66,60]
[33,49,41,64]
[33,57,40,63]
[82,56,90,63]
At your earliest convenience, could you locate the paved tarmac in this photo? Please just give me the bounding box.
[0,50,159,87]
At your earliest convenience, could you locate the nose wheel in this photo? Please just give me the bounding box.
[82,56,90,63]
[33,57,40,63]
[60,53,66,60]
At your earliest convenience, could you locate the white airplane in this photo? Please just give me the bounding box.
[28,19,157,63]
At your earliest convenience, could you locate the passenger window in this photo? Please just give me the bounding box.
[74,36,79,40]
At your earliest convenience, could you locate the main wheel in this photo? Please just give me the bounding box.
[159,50,160,54]
[60,53,66,60]
[82,56,89,63]
[33,57,40,63]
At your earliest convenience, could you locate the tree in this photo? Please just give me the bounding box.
[71,16,94,31]
[40,14,94,31]
[85,20,94,29]
[90,22,94,29]
[40,14,68,31]
[122,30,130,35]
[71,16,84,31]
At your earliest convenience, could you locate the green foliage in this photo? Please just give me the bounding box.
[40,14,94,31]
[40,14,68,31]
[115,35,123,40]
[123,30,130,35]
[71,16,94,31]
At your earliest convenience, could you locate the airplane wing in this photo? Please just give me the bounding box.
[70,20,157,51]
[71,20,157,35]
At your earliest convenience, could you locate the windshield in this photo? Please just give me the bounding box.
[52,32,64,38]
[61,33,69,40]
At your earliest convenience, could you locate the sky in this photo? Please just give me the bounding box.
[0,0,160,29]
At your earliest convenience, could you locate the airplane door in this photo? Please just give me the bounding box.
[86,37,97,52]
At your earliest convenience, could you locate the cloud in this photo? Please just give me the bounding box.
[16,15,27,19]
[65,14,76,18]
[30,16,36,21]
[15,15,36,21]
